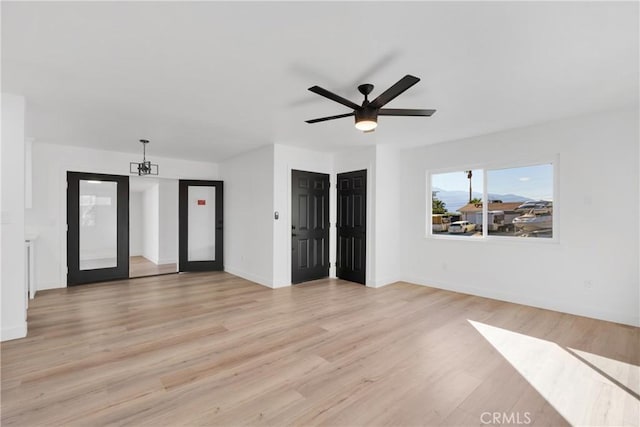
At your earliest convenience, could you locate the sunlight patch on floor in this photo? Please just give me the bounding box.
[469,320,639,427]
[568,347,640,397]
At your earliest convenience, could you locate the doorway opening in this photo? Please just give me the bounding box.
[68,173,224,286]
[129,177,179,278]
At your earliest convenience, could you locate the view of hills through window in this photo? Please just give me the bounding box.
[431,164,553,238]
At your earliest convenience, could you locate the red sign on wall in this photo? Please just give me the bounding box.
[197,199,206,205]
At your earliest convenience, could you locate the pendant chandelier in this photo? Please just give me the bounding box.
[130,139,159,176]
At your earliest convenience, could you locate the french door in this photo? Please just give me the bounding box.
[178,180,224,272]
[67,172,129,285]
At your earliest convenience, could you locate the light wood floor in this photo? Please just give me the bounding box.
[1,273,638,426]
[129,256,176,278]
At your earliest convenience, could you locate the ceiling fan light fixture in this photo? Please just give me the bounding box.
[306,74,435,132]
[355,119,377,131]
[354,108,378,132]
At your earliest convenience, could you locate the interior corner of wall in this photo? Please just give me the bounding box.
[224,265,274,289]
[37,280,66,291]
[370,277,399,288]
[271,280,291,289]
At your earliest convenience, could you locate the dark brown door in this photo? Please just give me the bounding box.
[291,170,330,284]
[67,171,129,285]
[178,180,224,272]
[337,169,366,285]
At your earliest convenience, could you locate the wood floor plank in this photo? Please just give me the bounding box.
[1,272,638,426]
[129,256,176,278]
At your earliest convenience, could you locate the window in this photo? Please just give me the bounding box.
[79,194,114,227]
[431,169,483,238]
[487,164,553,238]
[429,162,554,239]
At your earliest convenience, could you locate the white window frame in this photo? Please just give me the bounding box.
[426,155,559,244]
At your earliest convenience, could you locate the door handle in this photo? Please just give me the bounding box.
[292,233,297,237]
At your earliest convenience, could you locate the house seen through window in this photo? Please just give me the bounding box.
[430,163,553,239]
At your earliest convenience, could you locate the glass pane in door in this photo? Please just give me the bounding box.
[79,180,118,270]
[188,186,216,261]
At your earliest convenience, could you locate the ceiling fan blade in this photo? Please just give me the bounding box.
[378,108,436,117]
[308,86,361,110]
[369,75,420,108]
[305,112,355,124]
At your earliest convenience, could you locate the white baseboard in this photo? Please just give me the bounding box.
[271,281,291,289]
[224,265,273,288]
[403,276,640,327]
[1,323,27,341]
[142,254,159,264]
[37,281,65,291]
[157,258,177,266]
[370,276,400,288]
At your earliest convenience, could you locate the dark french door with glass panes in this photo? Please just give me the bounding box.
[67,172,130,285]
[178,180,224,271]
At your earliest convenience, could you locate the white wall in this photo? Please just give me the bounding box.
[373,145,402,287]
[129,191,143,256]
[142,184,159,264]
[1,93,27,341]
[158,179,178,265]
[220,145,275,286]
[399,108,639,326]
[25,143,218,290]
[273,144,334,287]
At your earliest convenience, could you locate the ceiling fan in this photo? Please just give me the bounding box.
[305,74,436,132]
